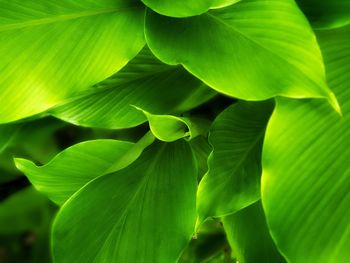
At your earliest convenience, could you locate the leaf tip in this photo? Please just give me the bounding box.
[328,92,342,116]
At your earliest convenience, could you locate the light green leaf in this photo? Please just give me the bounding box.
[197,101,274,222]
[51,47,216,129]
[141,0,213,18]
[0,187,50,234]
[223,201,286,263]
[145,0,339,110]
[297,0,350,29]
[15,139,136,206]
[261,25,350,262]
[0,0,145,123]
[135,107,211,142]
[53,140,197,263]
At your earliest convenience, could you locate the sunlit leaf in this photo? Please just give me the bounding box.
[51,47,215,129]
[0,0,145,123]
[262,25,350,262]
[53,140,197,262]
[145,0,338,109]
[223,201,286,263]
[197,101,273,222]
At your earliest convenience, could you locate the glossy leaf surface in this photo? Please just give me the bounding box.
[262,25,350,262]
[145,0,337,108]
[53,140,197,263]
[197,101,273,221]
[0,0,145,123]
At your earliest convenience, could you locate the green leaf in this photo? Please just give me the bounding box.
[0,0,145,123]
[15,139,136,206]
[51,47,216,129]
[145,0,339,110]
[197,101,273,222]
[223,201,286,263]
[135,107,211,142]
[297,0,350,29]
[141,0,213,18]
[52,140,197,263]
[261,25,350,262]
[0,187,50,234]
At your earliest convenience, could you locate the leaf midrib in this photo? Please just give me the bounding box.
[0,6,142,32]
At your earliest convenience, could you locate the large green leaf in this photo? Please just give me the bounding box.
[223,201,286,263]
[53,140,197,263]
[51,47,215,129]
[197,101,273,222]
[0,0,145,123]
[297,0,350,29]
[15,140,136,205]
[261,25,350,262]
[145,0,339,110]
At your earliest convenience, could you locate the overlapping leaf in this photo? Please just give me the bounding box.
[0,0,145,123]
[51,47,215,129]
[197,101,273,222]
[145,0,338,109]
[223,201,286,263]
[53,140,197,263]
[262,25,350,262]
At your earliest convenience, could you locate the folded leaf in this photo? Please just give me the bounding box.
[262,25,350,262]
[15,140,136,205]
[145,0,338,109]
[51,47,215,129]
[52,140,197,263]
[197,101,273,222]
[297,0,350,29]
[136,107,211,142]
[0,0,145,123]
[223,201,286,263]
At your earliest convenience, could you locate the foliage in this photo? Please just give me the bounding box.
[0,0,349,262]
